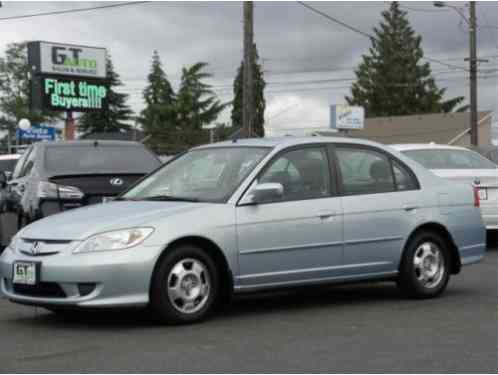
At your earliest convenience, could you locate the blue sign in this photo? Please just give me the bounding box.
[16,124,56,141]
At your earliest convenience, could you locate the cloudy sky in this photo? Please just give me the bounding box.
[0,1,497,134]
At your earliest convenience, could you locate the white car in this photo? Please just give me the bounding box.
[392,144,498,229]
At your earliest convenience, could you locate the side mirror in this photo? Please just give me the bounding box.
[249,183,284,204]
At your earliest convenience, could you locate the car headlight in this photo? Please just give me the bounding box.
[73,227,154,254]
[38,181,84,200]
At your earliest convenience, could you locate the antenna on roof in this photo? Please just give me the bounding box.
[93,140,99,147]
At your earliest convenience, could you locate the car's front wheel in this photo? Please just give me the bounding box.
[398,231,450,298]
[150,245,219,324]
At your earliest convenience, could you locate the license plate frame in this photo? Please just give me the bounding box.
[12,261,40,286]
[478,188,488,201]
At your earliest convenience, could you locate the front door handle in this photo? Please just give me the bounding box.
[317,210,336,219]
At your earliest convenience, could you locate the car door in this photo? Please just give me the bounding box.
[235,145,344,288]
[332,144,421,276]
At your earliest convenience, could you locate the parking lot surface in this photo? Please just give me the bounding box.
[0,248,496,373]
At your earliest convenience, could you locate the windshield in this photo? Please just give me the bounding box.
[45,145,160,174]
[403,149,497,170]
[123,146,271,203]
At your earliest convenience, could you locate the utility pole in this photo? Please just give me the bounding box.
[242,1,254,138]
[469,1,478,146]
[434,1,480,146]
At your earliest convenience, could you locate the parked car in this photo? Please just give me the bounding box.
[0,154,21,212]
[392,143,498,230]
[5,140,161,228]
[0,137,485,324]
[0,154,21,180]
[468,144,498,165]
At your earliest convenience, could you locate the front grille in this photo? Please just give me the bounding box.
[13,282,66,298]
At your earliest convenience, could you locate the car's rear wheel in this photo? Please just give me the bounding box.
[150,245,219,324]
[398,231,450,298]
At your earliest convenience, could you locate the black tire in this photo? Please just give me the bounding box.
[398,230,451,298]
[150,245,219,325]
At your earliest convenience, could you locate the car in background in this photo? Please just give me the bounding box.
[7,140,161,228]
[0,137,485,324]
[391,143,498,230]
[0,154,21,211]
[0,154,21,181]
[468,145,498,165]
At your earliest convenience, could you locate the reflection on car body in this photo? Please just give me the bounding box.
[0,137,486,324]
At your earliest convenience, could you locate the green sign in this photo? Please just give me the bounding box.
[42,77,108,112]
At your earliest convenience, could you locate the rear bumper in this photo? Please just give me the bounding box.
[480,203,498,229]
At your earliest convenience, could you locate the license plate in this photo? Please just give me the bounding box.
[478,188,488,201]
[12,262,38,285]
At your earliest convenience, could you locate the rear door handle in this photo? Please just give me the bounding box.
[403,204,418,211]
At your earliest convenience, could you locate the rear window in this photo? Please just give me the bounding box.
[44,145,160,174]
[0,158,18,172]
[403,149,497,170]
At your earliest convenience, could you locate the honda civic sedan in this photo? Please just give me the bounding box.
[0,137,486,324]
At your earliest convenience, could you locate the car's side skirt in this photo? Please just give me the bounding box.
[233,270,399,293]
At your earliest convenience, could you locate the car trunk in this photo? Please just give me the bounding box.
[49,173,145,205]
[431,169,498,204]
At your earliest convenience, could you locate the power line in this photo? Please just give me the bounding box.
[0,1,149,21]
[296,1,372,38]
[296,1,469,72]
[398,4,449,13]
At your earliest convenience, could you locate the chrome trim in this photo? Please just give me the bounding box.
[344,235,403,246]
[237,261,392,280]
[239,240,342,255]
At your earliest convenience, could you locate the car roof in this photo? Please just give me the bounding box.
[194,136,384,150]
[0,154,21,160]
[390,143,470,152]
[34,140,144,148]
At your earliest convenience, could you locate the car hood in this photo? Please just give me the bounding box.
[20,201,212,241]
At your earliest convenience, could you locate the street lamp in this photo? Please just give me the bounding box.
[434,1,478,146]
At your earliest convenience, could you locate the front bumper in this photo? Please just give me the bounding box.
[0,243,161,308]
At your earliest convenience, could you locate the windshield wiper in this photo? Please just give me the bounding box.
[140,195,200,202]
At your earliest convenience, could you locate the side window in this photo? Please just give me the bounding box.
[258,147,331,202]
[392,160,418,191]
[336,147,395,195]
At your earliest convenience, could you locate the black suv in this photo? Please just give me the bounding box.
[6,140,161,228]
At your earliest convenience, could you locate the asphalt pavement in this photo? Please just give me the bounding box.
[0,248,497,373]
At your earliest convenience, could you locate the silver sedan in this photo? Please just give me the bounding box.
[0,137,486,324]
[392,143,498,229]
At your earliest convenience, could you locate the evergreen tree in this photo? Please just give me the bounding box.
[0,43,60,138]
[139,51,176,136]
[346,2,464,117]
[175,62,226,130]
[79,56,133,134]
[231,44,266,137]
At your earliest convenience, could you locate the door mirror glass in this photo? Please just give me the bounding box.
[249,183,284,204]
